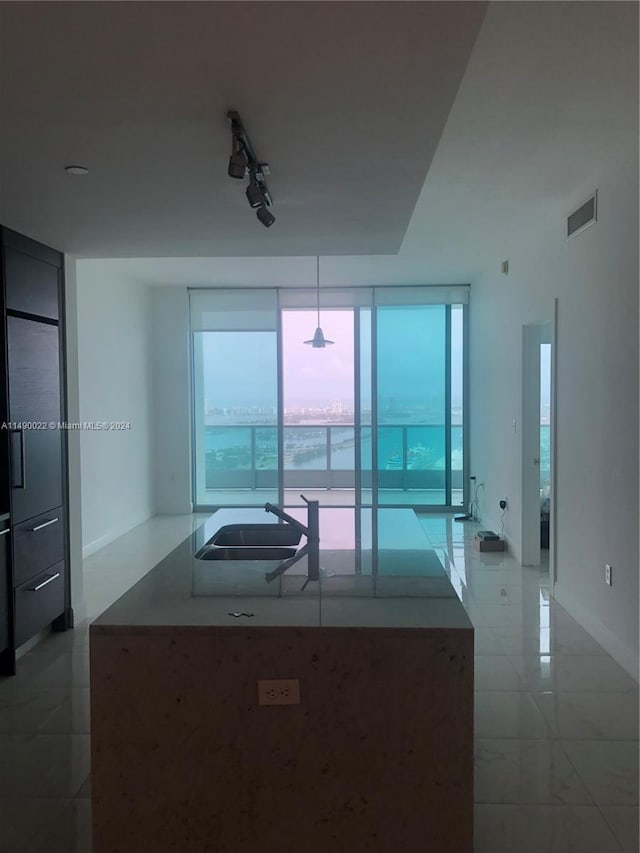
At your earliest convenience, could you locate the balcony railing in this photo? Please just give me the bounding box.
[204,424,464,491]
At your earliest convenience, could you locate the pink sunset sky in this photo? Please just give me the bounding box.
[282,310,356,409]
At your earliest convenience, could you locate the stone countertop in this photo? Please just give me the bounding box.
[91,507,473,632]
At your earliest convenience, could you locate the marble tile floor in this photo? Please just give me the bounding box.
[0,513,637,852]
[419,515,639,853]
[0,513,208,853]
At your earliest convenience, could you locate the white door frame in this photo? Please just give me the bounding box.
[521,324,542,566]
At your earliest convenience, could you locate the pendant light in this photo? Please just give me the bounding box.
[304,257,334,348]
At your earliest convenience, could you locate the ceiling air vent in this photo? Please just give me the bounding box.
[567,191,597,239]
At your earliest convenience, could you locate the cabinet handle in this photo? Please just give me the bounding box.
[29,517,59,533]
[0,528,9,537]
[28,572,61,592]
[9,428,26,489]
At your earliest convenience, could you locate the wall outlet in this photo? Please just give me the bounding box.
[257,678,301,706]
[499,498,507,510]
[605,564,612,586]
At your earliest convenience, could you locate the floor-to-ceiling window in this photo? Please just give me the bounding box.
[281,309,355,507]
[191,290,279,507]
[191,286,467,510]
[375,304,447,506]
[451,304,464,505]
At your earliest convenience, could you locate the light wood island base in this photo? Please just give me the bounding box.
[91,622,473,853]
[90,509,474,852]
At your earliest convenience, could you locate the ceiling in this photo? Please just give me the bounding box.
[1,2,637,287]
[0,0,486,257]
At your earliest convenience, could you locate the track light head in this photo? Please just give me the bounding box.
[246,170,266,208]
[227,136,247,179]
[227,110,275,225]
[256,204,275,228]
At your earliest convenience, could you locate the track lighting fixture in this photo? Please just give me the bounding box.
[246,169,266,208]
[255,200,275,228]
[256,204,275,228]
[226,109,275,227]
[228,135,247,179]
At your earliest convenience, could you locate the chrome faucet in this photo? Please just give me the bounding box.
[263,495,320,587]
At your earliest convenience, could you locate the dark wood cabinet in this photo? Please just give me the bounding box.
[12,507,65,588]
[4,246,60,321]
[0,227,70,676]
[14,561,65,647]
[7,317,63,523]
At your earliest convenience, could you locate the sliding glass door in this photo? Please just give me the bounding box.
[358,307,373,507]
[191,290,279,507]
[191,288,466,510]
[281,309,355,506]
[375,304,447,506]
[451,304,464,505]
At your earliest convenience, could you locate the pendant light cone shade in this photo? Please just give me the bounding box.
[304,257,334,347]
[305,327,334,348]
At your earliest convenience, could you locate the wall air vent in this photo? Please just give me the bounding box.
[567,191,597,239]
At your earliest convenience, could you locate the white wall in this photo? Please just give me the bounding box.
[151,287,192,515]
[469,151,639,677]
[76,261,154,556]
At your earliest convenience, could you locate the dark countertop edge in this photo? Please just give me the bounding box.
[90,623,474,637]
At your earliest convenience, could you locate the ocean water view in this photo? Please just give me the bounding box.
[202,423,549,497]
[204,424,465,472]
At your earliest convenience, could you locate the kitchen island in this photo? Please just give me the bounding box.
[90,507,473,852]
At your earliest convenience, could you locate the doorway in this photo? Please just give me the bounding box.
[521,315,555,569]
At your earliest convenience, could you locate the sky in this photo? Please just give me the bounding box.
[201,307,465,411]
[282,310,354,408]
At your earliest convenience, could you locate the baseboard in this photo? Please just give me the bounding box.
[553,581,639,682]
[82,510,154,559]
[82,533,111,559]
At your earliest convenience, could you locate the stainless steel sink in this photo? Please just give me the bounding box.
[211,524,302,547]
[194,499,319,589]
[195,546,298,561]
